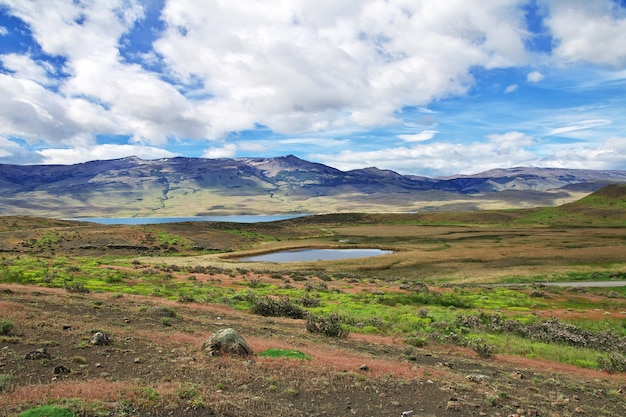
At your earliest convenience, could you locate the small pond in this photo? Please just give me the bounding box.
[239,248,392,263]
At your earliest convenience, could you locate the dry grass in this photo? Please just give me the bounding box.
[143,225,626,285]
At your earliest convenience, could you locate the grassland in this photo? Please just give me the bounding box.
[0,188,625,416]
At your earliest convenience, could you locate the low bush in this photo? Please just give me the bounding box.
[306,313,349,338]
[250,296,306,319]
[455,313,626,353]
[64,280,89,293]
[0,319,14,335]
[597,352,626,373]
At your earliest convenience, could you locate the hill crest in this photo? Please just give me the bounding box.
[1,156,625,217]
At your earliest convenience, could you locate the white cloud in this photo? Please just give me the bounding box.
[546,119,612,136]
[0,136,43,164]
[154,0,530,136]
[540,137,626,170]
[544,0,626,68]
[0,26,8,36]
[202,143,238,159]
[38,144,177,165]
[398,130,437,142]
[0,53,57,86]
[313,132,539,176]
[0,1,624,173]
[504,84,518,93]
[526,71,544,83]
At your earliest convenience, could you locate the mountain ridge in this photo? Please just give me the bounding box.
[1,155,625,217]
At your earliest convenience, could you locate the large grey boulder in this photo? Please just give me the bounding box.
[202,328,253,357]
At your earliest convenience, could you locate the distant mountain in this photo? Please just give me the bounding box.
[0,156,625,217]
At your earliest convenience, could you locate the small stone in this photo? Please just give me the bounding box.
[95,363,102,368]
[134,357,141,363]
[358,364,369,372]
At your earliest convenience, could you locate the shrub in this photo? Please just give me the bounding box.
[306,313,349,338]
[296,294,321,307]
[405,335,427,348]
[64,280,89,293]
[597,352,626,373]
[177,292,195,303]
[0,319,14,335]
[250,296,306,319]
[469,338,496,359]
[147,305,177,318]
[0,373,11,392]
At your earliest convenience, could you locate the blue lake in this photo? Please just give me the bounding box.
[239,248,392,263]
[66,214,305,225]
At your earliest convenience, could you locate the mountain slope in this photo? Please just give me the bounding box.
[0,156,625,217]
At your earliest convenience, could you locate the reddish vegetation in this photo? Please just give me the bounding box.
[1,284,625,417]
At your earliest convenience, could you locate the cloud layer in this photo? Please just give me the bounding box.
[0,0,625,174]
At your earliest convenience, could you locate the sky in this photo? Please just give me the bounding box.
[0,0,625,177]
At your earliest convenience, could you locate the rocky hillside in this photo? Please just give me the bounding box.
[0,155,625,217]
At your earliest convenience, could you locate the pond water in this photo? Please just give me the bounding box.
[66,214,305,225]
[239,248,392,263]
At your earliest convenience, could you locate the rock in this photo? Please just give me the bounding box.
[446,398,463,412]
[53,365,71,374]
[465,374,490,383]
[511,370,524,379]
[202,328,253,357]
[24,348,51,360]
[359,364,369,372]
[91,331,111,346]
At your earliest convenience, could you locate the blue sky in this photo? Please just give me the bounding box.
[0,0,625,176]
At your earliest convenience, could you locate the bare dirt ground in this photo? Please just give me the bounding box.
[1,284,624,417]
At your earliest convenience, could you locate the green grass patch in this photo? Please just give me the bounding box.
[258,348,311,360]
[20,405,76,417]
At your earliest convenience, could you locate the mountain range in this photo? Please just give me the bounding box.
[1,155,625,218]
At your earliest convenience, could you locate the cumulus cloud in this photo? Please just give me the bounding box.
[202,143,238,159]
[38,144,177,165]
[0,1,623,173]
[314,127,626,176]
[540,137,626,170]
[0,53,58,86]
[543,0,626,68]
[0,136,44,164]
[312,131,539,176]
[0,0,535,158]
[154,0,530,137]
[526,71,544,82]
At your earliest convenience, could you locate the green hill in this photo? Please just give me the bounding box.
[517,184,626,226]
